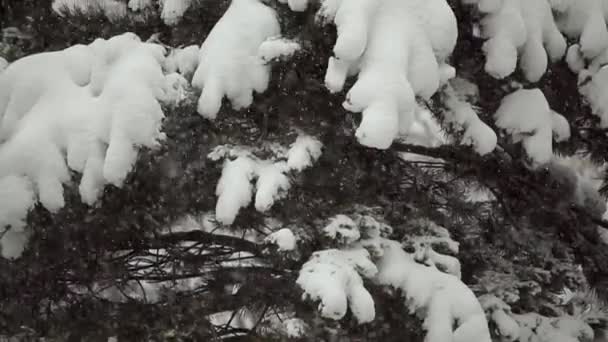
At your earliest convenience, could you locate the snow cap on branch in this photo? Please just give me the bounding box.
[192,0,281,119]
[494,88,570,165]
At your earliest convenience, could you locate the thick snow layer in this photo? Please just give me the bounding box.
[494,88,570,165]
[0,175,35,259]
[465,0,566,81]
[211,136,323,225]
[215,156,257,225]
[550,0,608,59]
[323,215,361,245]
[406,220,462,278]
[254,161,291,212]
[164,45,200,77]
[314,0,457,149]
[128,0,154,11]
[405,108,445,147]
[579,66,608,127]
[258,37,301,63]
[277,0,310,12]
[374,239,491,342]
[161,0,193,25]
[297,213,489,338]
[192,0,281,119]
[478,295,520,342]
[297,248,377,323]
[0,34,175,258]
[444,83,497,155]
[480,293,597,342]
[286,135,323,172]
[265,228,297,251]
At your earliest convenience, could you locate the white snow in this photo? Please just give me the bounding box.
[128,0,153,11]
[465,0,566,81]
[254,161,291,212]
[374,239,491,342]
[164,45,200,77]
[286,135,323,172]
[0,175,35,259]
[0,33,183,258]
[52,0,129,22]
[317,0,457,149]
[444,83,497,155]
[494,88,569,165]
[478,295,520,342]
[551,110,571,142]
[0,58,7,72]
[265,228,297,251]
[297,248,377,323]
[282,318,308,337]
[211,136,322,225]
[323,215,361,245]
[258,37,301,63]
[160,0,193,25]
[192,0,281,119]
[550,0,608,59]
[277,0,310,12]
[579,66,608,127]
[215,156,257,225]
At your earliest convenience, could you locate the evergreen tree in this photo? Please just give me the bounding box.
[1,0,608,341]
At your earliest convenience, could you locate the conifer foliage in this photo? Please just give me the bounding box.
[1,0,608,341]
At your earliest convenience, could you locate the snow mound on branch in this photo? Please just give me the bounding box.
[443,82,497,155]
[494,88,570,165]
[211,135,323,225]
[463,0,567,82]
[160,0,193,25]
[481,295,595,342]
[287,134,323,171]
[297,248,377,323]
[550,0,608,59]
[405,219,462,278]
[128,0,154,11]
[265,228,297,251]
[579,66,608,128]
[292,0,457,149]
[215,156,258,225]
[192,0,282,119]
[297,213,490,340]
[0,33,172,258]
[375,239,491,342]
[258,37,301,63]
[0,176,35,258]
[164,45,200,77]
[323,215,362,245]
